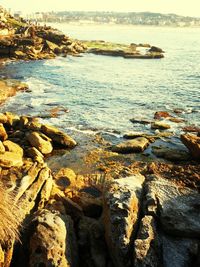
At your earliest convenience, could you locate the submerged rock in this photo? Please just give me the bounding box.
[112,137,149,153]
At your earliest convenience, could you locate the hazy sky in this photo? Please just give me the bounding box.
[1,0,200,17]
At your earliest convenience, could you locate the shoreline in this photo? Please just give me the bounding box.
[0,7,200,266]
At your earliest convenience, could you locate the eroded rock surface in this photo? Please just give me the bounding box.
[103,174,145,267]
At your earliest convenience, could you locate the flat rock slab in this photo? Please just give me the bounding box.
[144,175,200,238]
[112,137,149,153]
[103,174,145,267]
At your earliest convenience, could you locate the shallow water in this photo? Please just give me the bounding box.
[0,25,200,136]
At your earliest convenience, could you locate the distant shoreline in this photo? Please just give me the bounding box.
[45,21,200,29]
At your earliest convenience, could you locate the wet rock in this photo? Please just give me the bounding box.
[3,140,23,156]
[41,124,77,148]
[112,137,149,153]
[0,151,23,168]
[151,121,171,130]
[130,118,151,125]
[29,209,78,267]
[182,125,200,133]
[103,174,145,267]
[144,175,200,238]
[134,215,161,267]
[0,123,8,141]
[152,146,190,161]
[123,132,157,143]
[78,216,108,267]
[181,133,200,159]
[148,46,164,53]
[154,111,170,120]
[168,117,185,123]
[27,131,53,154]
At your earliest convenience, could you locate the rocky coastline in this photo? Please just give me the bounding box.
[0,108,199,267]
[0,5,199,267]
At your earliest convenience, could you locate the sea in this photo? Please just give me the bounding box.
[0,24,200,137]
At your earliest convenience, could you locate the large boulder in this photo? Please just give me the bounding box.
[111,137,149,153]
[27,131,53,154]
[29,209,78,267]
[0,151,23,167]
[144,175,200,238]
[181,133,200,159]
[103,174,145,267]
[3,140,23,156]
[41,124,77,148]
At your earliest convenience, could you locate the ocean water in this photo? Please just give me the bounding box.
[0,25,200,135]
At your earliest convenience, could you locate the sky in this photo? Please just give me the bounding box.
[1,0,200,17]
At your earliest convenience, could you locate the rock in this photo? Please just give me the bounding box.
[18,167,52,218]
[29,209,78,267]
[103,174,145,267]
[134,215,161,267]
[123,132,157,143]
[130,118,151,125]
[26,147,44,163]
[181,133,200,159]
[168,117,185,123]
[152,147,190,161]
[45,40,59,53]
[27,131,53,154]
[41,124,77,148]
[151,121,171,130]
[148,46,164,53]
[38,176,53,209]
[161,234,199,267]
[54,168,77,189]
[0,151,23,168]
[182,125,200,133]
[144,175,200,237]
[3,140,23,156]
[112,137,149,153]
[78,216,108,267]
[5,112,20,127]
[72,190,102,218]
[0,123,8,141]
[0,141,5,154]
[154,111,170,120]
[0,113,7,124]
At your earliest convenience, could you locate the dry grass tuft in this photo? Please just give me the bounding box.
[0,182,21,245]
